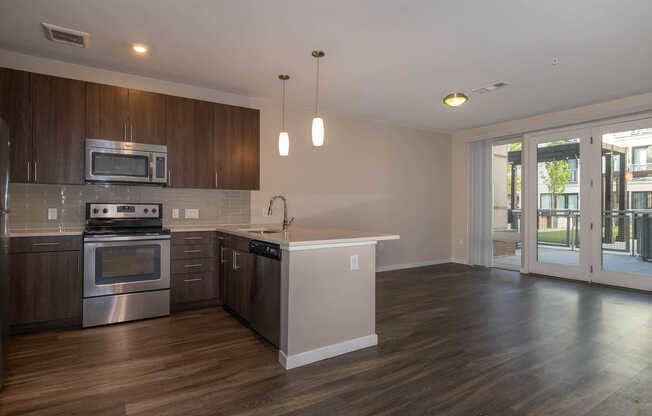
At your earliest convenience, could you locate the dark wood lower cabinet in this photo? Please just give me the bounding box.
[9,251,81,332]
[171,272,218,305]
[223,248,253,322]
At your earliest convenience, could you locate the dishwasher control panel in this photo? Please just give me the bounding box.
[249,240,281,260]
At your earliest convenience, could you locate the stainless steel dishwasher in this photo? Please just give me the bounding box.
[249,240,281,348]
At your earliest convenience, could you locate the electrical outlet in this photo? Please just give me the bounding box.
[185,208,199,219]
[47,208,57,221]
[350,254,359,271]
[172,208,179,219]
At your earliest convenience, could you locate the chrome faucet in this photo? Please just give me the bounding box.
[267,195,294,232]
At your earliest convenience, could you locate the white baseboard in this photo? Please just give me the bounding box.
[279,334,378,370]
[376,258,464,272]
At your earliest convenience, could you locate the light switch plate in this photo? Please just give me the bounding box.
[47,208,57,221]
[350,254,359,271]
[172,208,179,219]
[185,208,199,219]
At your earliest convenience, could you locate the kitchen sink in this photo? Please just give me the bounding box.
[239,228,284,234]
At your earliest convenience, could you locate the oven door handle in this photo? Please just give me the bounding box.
[84,234,171,243]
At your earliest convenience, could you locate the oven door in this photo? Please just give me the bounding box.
[86,147,152,183]
[84,236,170,297]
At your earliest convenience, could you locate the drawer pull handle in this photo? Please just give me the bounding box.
[32,242,60,246]
[184,264,203,268]
[183,237,203,240]
[183,249,201,253]
[183,278,202,282]
[216,236,225,240]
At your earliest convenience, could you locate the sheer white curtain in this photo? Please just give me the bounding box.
[468,140,492,266]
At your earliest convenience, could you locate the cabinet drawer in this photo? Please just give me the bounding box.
[10,235,82,253]
[171,272,217,304]
[172,232,215,246]
[222,234,250,252]
[172,244,216,260]
[172,258,216,274]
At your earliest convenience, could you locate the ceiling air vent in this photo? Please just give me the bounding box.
[42,23,90,48]
[472,82,509,94]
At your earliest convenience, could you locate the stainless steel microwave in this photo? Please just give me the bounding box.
[85,139,168,184]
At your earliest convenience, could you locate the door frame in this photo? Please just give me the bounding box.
[589,117,652,291]
[524,127,593,281]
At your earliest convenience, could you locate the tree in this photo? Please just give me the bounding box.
[541,160,571,209]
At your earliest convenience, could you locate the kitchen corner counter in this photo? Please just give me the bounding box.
[8,228,85,237]
[213,225,399,250]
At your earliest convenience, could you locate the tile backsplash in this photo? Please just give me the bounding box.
[8,183,250,230]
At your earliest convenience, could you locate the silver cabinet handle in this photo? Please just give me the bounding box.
[168,170,172,187]
[183,264,203,268]
[34,161,38,183]
[220,247,226,264]
[183,237,203,240]
[32,242,60,246]
[215,170,218,188]
[123,121,127,140]
[217,236,225,240]
[27,160,31,182]
[233,251,240,271]
[130,122,133,141]
[183,249,201,253]
[184,278,202,282]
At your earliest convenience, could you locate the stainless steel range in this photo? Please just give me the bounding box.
[83,203,170,328]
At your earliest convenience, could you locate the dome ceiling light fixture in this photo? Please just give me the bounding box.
[443,92,468,108]
[278,74,290,156]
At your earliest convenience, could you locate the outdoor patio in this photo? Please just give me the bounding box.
[494,245,652,275]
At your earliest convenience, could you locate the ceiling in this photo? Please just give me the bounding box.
[0,0,651,133]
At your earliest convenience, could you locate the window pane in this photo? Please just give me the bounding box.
[602,128,652,275]
[537,138,580,266]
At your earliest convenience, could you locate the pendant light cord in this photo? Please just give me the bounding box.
[315,56,320,116]
[282,78,286,131]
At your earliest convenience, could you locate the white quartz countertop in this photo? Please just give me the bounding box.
[8,227,84,237]
[214,224,399,249]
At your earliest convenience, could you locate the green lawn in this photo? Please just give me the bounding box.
[538,230,580,246]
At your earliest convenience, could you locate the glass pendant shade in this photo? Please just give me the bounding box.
[312,117,324,147]
[278,131,289,156]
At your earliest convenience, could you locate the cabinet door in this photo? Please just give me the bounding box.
[233,249,253,321]
[166,96,214,188]
[214,104,260,190]
[0,68,32,183]
[129,89,166,144]
[32,74,86,184]
[9,252,81,325]
[221,246,235,308]
[86,82,129,141]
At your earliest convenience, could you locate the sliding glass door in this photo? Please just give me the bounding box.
[589,118,652,291]
[525,128,592,280]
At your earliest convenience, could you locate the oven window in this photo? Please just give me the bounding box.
[92,152,149,178]
[95,245,161,285]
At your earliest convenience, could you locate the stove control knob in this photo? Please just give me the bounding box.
[143,208,149,214]
[151,208,157,214]
[92,208,99,214]
[102,208,108,214]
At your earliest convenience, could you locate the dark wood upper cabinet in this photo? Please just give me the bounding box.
[0,68,32,183]
[166,96,214,188]
[31,74,86,185]
[86,82,129,141]
[129,89,166,144]
[214,104,260,190]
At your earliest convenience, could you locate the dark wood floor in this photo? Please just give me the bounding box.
[2,264,652,415]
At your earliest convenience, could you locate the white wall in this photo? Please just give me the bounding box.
[451,92,652,263]
[0,49,452,269]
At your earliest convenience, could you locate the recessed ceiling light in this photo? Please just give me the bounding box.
[443,93,468,108]
[132,44,148,54]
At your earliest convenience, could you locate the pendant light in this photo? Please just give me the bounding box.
[278,74,290,156]
[311,50,325,147]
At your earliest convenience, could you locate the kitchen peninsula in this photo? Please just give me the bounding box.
[172,224,399,369]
